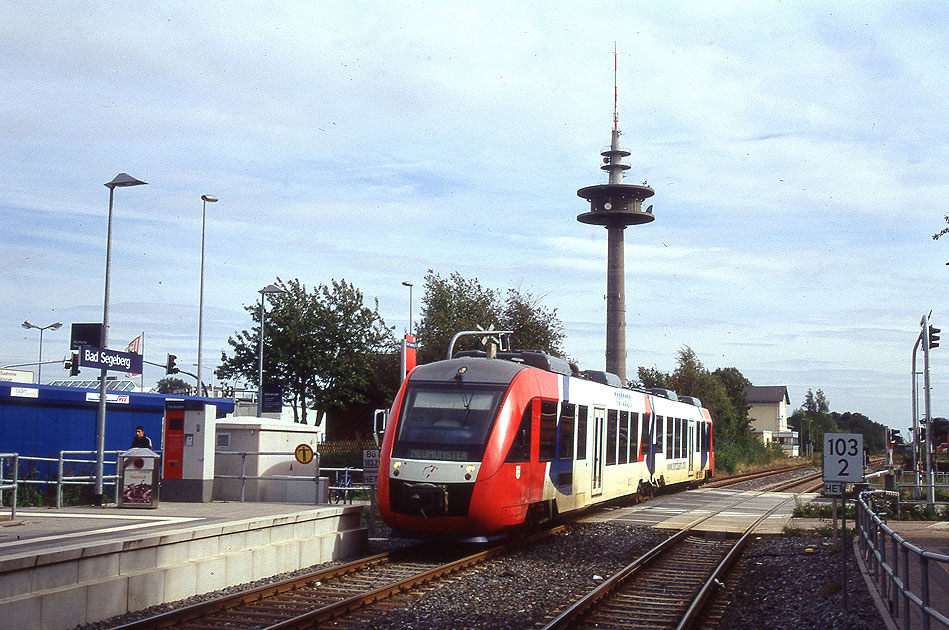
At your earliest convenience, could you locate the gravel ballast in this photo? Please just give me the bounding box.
[75,522,891,630]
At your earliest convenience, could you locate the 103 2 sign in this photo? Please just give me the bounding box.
[823,433,864,483]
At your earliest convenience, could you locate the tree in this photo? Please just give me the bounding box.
[156,376,191,395]
[501,288,565,357]
[414,270,565,363]
[217,278,397,425]
[638,347,759,471]
[934,217,949,241]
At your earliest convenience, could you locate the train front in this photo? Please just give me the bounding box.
[378,357,531,540]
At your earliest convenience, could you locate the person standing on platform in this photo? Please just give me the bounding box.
[131,425,153,449]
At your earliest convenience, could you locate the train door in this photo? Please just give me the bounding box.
[687,419,695,477]
[591,407,605,496]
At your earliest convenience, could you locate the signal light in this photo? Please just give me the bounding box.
[65,352,80,376]
[930,325,941,349]
[165,353,179,375]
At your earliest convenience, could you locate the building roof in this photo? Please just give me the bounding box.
[744,385,790,405]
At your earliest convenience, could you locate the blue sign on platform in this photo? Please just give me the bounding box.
[78,346,144,374]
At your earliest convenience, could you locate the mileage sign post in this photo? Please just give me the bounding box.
[822,433,864,612]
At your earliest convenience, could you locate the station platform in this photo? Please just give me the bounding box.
[0,501,368,630]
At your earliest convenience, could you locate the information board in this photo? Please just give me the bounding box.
[822,433,864,484]
[363,449,381,485]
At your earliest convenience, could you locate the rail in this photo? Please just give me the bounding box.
[856,488,949,630]
[0,453,19,520]
[894,469,949,503]
[1,449,377,512]
[214,450,324,503]
[213,452,372,504]
[0,450,125,507]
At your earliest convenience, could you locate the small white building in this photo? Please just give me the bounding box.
[744,385,799,456]
[213,417,329,503]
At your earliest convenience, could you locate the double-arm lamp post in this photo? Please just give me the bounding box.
[21,320,62,383]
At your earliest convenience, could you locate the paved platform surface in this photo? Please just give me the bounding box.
[0,501,343,558]
[580,487,812,534]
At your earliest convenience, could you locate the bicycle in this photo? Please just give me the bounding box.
[332,468,354,504]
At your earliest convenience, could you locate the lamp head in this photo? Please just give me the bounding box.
[402,281,413,288]
[201,195,218,203]
[22,321,35,330]
[105,173,147,189]
[259,283,286,296]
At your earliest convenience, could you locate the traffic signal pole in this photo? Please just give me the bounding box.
[922,313,938,507]
[912,330,922,498]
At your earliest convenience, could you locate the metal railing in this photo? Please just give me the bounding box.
[893,469,949,505]
[0,453,19,520]
[215,450,325,503]
[1,449,375,512]
[856,488,949,629]
[0,450,147,507]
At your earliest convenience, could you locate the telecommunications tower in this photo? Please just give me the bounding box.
[576,48,655,383]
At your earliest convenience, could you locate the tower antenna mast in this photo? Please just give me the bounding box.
[577,44,655,383]
[613,43,619,131]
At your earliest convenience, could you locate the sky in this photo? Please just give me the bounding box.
[3,1,949,434]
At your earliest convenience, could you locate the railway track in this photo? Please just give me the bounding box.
[114,528,564,629]
[116,464,831,629]
[540,489,803,630]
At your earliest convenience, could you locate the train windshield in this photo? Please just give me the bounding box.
[393,382,506,462]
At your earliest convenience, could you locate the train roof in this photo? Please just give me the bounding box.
[440,350,704,411]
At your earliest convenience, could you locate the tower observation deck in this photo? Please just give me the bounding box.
[577,116,655,383]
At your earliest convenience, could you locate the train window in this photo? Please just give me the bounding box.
[539,400,558,462]
[673,418,680,458]
[393,382,506,461]
[606,410,618,466]
[655,415,663,453]
[618,411,629,465]
[630,412,640,459]
[665,417,673,458]
[559,403,576,461]
[576,406,588,460]
[676,418,685,457]
[504,403,532,463]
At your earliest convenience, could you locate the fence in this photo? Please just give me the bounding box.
[0,449,375,509]
[895,469,949,499]
[0,453,18,520]
[0,450,124,508]
[856,488,949,629]
[213,450,371,504]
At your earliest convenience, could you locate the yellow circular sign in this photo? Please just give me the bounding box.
[294,443,314,465]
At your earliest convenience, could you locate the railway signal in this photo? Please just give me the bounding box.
[929,325,941,349]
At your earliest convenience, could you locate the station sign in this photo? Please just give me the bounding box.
[823,433,864,487]
[363,449,381,484]
[823,481,843,496]
[77,346,143,374]
[261,384,283,413]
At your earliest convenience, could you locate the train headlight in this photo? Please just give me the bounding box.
[392,460,402,476]
[465,464,475,480]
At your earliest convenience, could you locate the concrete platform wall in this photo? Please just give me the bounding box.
[0,506,367,630]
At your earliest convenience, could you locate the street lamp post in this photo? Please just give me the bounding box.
[257,283,286,417]
[402,281,414,335]
[21,320,62,383]
[95,173,147,506]
[197,194,218,396]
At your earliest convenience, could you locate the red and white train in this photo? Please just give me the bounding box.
[378,350,714,540]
